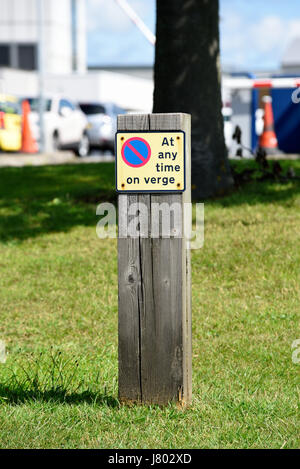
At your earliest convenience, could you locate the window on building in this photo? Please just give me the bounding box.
[0,45,10,66]
[0,43,37,70]
[17,44,37,70]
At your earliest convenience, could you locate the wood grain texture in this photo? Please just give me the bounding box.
[118,115,149,403]
[118,113,192,405]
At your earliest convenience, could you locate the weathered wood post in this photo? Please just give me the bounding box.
[117,113,192,406]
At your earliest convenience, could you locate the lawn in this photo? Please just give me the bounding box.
[0,160,299,449]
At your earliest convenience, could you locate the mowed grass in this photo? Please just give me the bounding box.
[0,160,299,449]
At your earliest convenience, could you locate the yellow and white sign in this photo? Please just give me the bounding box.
[116,131,185,192]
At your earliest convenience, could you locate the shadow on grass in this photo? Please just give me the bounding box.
[1,160,300,242]
[0,163,116,242]
[0,349,119,407]
[212,179,300,208]
[209,159,300,208]
[0,384,119,407]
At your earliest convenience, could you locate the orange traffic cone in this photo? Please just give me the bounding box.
[259,95,278,154]
[21,100,38,153]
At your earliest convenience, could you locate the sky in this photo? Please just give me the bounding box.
[86,0,300,71]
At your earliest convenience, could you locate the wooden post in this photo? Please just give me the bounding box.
[118,113,192,406]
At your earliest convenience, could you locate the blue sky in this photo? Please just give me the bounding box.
[86,0,300,71]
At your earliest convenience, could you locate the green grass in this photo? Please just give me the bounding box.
[0,160,299,449]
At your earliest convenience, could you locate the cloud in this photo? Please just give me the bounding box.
[86,0,300,69]
[87,0,129,33]
[250,16,285,53]
[220,11,300,69]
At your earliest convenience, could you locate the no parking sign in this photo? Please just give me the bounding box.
[121,137,151,168]
[116,131,186,192]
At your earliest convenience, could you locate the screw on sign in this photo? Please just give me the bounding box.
[121,137,151,168]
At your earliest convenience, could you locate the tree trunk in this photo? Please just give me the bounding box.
[153,0,233,199]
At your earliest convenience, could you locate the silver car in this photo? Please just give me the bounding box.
[79,102,126,152]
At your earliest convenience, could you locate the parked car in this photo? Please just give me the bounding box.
[26,96,90,156]
[0,94,22,152]
[79,102,126,152]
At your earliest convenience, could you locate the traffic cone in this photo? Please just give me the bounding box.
[21,99,38,153]
[259,95,278,154]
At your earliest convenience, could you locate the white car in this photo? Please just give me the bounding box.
[27,96,90,156]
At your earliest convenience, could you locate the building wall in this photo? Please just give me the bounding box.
[0,0,38,43]
[0,67,38,96]
[45,71,153,112]
[0,0,86,74]
[0,68,153,113]
[88,65,154,81]
[44,0,73,74]
[281,65,300,75]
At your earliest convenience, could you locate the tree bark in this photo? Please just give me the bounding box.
[153,0,233,199]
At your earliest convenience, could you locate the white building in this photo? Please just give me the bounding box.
[281,37,300,75]
[0,0,153,112]
[0,0,86,74]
